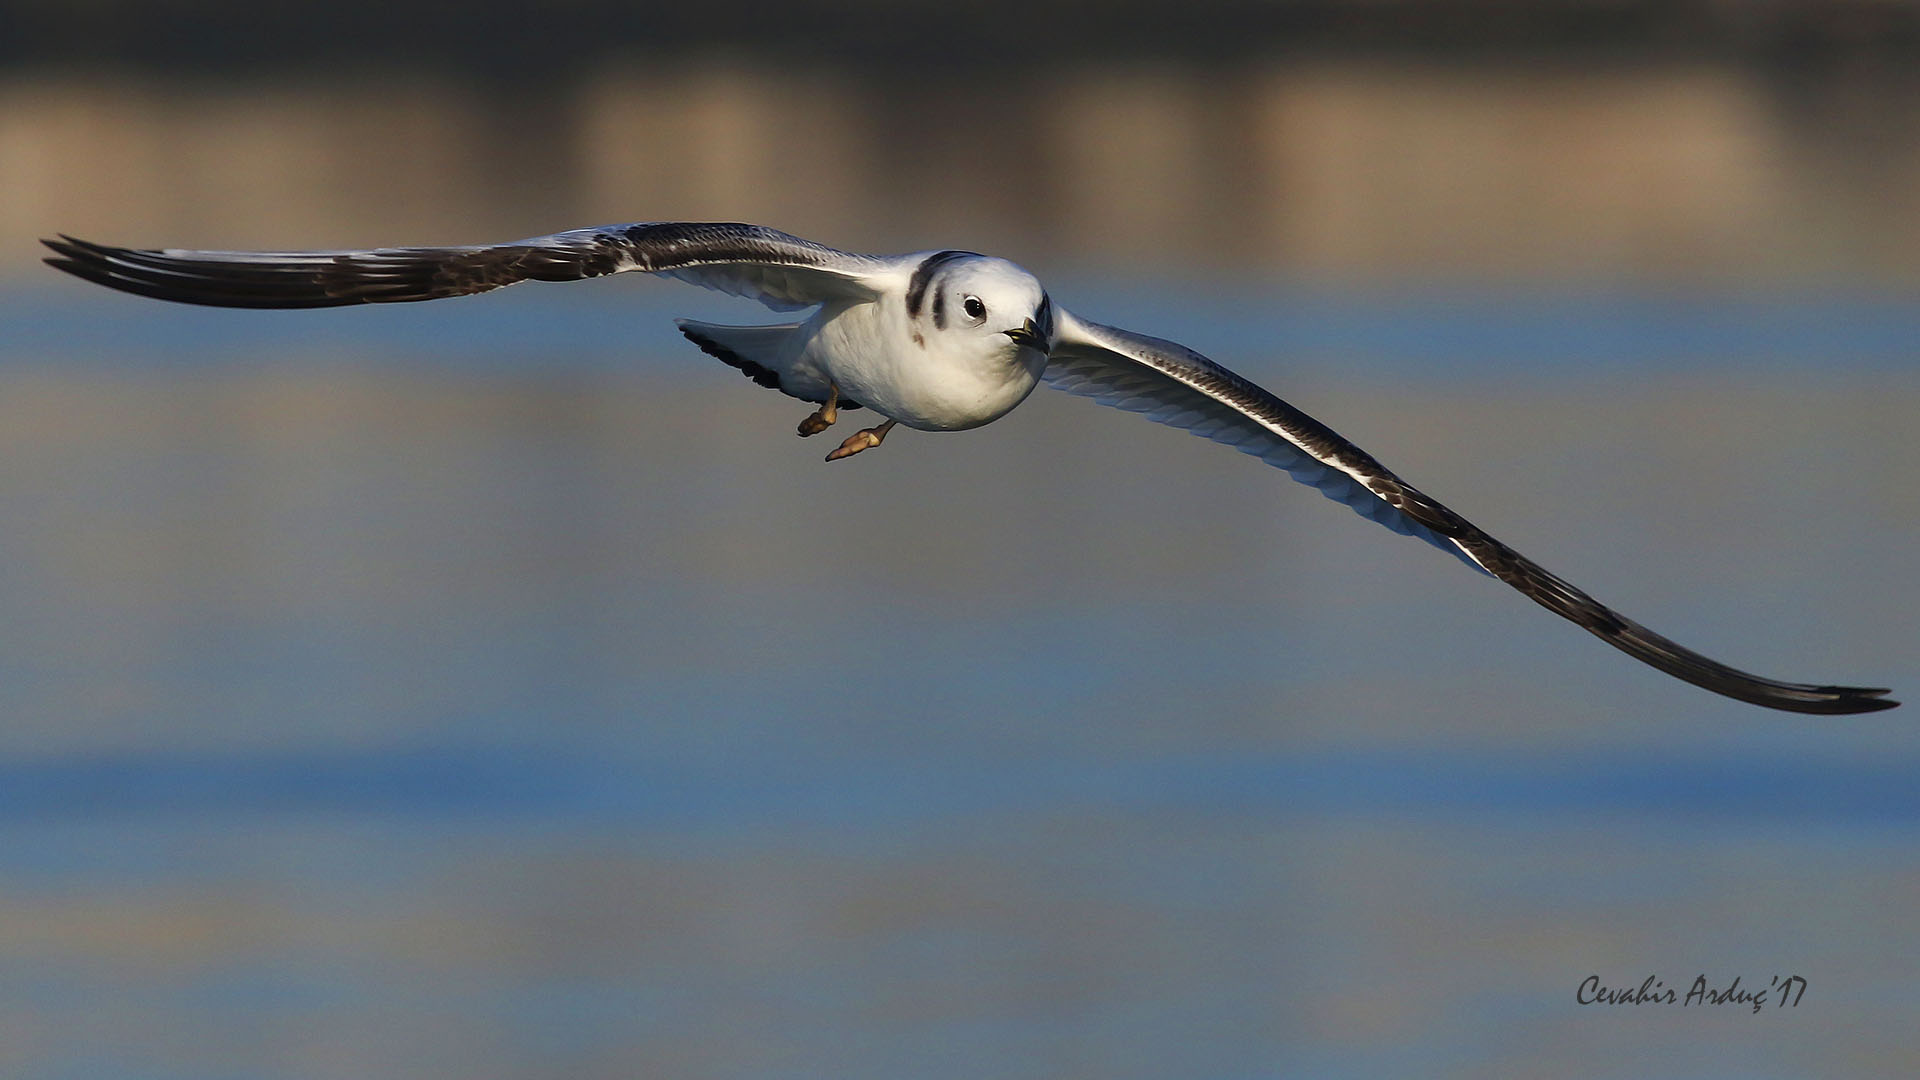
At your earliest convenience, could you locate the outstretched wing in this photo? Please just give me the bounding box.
[1043,308,1897,715]
[42,222,886,312]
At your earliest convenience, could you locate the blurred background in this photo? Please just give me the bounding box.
[3,2,1918,1076]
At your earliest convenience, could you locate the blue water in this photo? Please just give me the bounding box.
[0,280,1915,1078]
[12,277,1920,375]
[0,744,1917,832]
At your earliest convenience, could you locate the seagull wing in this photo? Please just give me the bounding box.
[42,222,886,312]
[1043,308,1897,715]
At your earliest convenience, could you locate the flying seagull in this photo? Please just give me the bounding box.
[41,223,1897,715]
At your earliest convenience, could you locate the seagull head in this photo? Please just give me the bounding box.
[925,255,1053,361]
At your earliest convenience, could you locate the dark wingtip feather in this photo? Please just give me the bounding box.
[39,234,364,309]
[1595,615,1900,715]
[41,236,88,264]
[45,234,114,262]
[1810,687,1898,715]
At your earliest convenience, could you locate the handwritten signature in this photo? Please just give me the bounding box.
[1576,974,1808,1013]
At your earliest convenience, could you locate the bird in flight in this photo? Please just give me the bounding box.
[42,223,1897,715]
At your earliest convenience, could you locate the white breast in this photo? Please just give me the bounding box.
[800,301,1045,431]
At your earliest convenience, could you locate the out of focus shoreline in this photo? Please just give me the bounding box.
[8,57,1920,282]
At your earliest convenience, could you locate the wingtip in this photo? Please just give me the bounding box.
[1803,685,1899,715]
[44,234,130,261]
[42,250,92,280]
[41,235,108,269]
[1841,690,1899,714]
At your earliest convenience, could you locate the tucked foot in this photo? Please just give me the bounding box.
[825,419,898,462]
[797,383,841,436]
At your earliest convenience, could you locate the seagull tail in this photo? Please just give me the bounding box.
[677,319,851,408]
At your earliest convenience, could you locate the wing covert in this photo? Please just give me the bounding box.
[1045,311,1483,569]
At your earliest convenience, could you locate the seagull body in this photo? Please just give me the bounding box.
[678,249,1052,434]
[41,222,1898,715]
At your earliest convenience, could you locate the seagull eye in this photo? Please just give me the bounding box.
[962,295,986,321]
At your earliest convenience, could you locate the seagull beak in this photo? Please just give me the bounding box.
[1003,318,1047,353]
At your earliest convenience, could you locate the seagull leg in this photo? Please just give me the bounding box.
[825,419,897,462]
[797,383,841,436]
